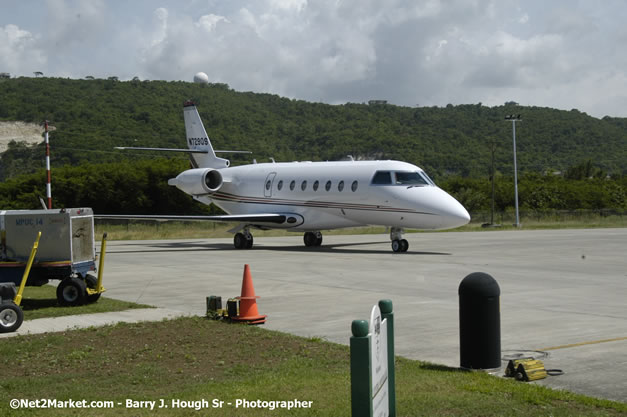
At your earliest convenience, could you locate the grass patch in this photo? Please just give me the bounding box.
[0,317,625,416]
[95,212,625,241]
[95,221,394,241]
[463,210,626,231]
[19,285,152,321]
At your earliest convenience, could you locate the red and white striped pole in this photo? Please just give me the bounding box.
[45,120,52,209]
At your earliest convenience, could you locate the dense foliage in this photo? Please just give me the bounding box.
[0,159,624,214]
[0,159,219,214]
[0,77,626,213]
[1,77,626,181]
[441,171,627,213]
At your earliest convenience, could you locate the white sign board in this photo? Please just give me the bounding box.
[370,304,389,417]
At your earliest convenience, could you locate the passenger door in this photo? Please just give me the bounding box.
[264,172,276,198]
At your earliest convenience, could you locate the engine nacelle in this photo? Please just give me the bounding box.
[168,168,223,195]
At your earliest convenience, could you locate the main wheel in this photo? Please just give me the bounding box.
[245,233,254,249]
[56,277,87,306]
[85,274,102,304]
[391,239,401,253]
[314,233,323,246]
[234,233,246,249]
[304,232,318,247]
[0,302,23,333]
[400,239,409,252]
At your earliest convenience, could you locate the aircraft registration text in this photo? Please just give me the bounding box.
[188,137,209,146]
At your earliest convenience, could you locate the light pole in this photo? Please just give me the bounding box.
[505,114,521,227]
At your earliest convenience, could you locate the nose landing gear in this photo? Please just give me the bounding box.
[390,227,409,253]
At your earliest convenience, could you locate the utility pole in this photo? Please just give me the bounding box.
[504,115,521,227]
[482,139,498,228]
[44,120,52,209]
[490,140,496,226]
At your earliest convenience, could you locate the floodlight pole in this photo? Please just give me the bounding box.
[505,115,521,227]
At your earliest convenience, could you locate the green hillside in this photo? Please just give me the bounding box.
[1,77,626,181]
[0,77,625,214]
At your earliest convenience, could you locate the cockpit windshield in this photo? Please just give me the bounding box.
[395,171,429,186]
[420,171,436,186]
[371,170,435,186]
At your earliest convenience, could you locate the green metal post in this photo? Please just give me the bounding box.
[379,299,396,417]
[350,319,372,417]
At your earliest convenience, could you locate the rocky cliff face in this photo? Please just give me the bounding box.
[0,121,48,153]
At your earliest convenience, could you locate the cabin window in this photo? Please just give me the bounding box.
[395,171,430,186]
[338,180,345,192]
[313,180,319,191]
[277,180,283,191]
[351,180,358,192]
[325,180,332,191]
[371,171,392,185]
[265,180,272,191]
[301,180,307,191]
[290,180,296,191]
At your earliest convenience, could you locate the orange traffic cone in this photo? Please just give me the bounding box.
[232,264,267,324]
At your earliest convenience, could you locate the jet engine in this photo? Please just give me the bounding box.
[167,168,223,195]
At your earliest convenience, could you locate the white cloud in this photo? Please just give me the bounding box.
[197,14,229,32]
[1,0,627,117]
[0,24,46,74]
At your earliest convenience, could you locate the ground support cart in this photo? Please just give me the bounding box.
[0,208,105,307]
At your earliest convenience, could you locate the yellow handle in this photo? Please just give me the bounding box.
[96,232,107,292]
[14,231,42,306]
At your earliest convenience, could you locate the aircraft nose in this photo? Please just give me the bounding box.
[446,200,471,228]
[434,188,471,229]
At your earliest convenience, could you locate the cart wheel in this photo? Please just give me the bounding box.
[0,302,24,333]
[56,277,87,306]
[85,274,101,304]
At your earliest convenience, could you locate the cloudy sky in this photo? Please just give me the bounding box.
[2,0,627,118]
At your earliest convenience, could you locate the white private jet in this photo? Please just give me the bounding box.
[103,101,470,252]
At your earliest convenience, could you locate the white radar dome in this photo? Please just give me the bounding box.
[193,72,209,84]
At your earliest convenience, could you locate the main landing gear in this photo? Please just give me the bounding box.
[303,231,323,247]
[233,228,254,249]
[390,227,409,253]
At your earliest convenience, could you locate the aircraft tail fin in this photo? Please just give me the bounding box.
[183,101,230,169]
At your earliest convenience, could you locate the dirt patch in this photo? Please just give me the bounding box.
[0,121,48,153]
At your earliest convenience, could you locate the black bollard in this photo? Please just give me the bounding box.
[459,272,501,369]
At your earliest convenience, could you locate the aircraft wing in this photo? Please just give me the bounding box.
[95,213,304,228]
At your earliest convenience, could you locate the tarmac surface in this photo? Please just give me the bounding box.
[8,228,627,403]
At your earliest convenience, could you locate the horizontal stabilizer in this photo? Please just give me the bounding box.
[115,147,251,154]
[115,146,208,154]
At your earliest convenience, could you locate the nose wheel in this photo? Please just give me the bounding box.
[390,227,409,253]
[391,239,409,253]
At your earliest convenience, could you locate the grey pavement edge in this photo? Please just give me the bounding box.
[0,308,191,339]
